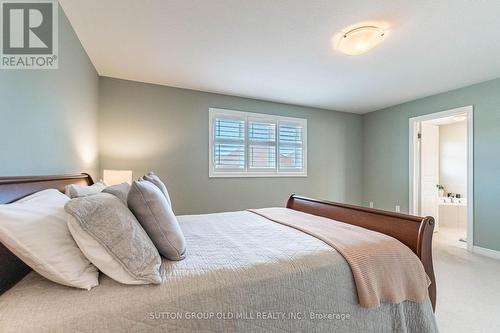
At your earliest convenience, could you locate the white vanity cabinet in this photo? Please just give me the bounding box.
[438,201,467,231]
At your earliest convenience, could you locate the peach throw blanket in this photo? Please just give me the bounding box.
[248,207,431,309]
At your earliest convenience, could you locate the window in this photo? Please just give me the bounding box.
[209,108,307,177]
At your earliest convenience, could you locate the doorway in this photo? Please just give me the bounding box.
[409,106,473,251]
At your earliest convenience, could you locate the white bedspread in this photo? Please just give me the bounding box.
[0,211,437,332]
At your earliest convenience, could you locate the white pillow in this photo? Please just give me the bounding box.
[0,189,99,289]
[67,215,148,285]
[65,182,106,198]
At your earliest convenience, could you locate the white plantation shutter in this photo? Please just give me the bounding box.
[213,117,245,170]
[248,118,276,170]
[209,108,306,177]
[278,121,305,171]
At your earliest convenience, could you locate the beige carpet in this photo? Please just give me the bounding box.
[433,227,500,332]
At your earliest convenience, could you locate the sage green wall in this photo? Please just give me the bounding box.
[0,6,99,177]
[362,78,500,251]
[99,77,363,215]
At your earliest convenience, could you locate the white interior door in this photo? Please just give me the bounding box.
[420,122,440,231]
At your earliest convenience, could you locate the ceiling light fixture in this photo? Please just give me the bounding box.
[335,25,386,56]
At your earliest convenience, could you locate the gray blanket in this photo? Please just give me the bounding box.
[0,211,438,332]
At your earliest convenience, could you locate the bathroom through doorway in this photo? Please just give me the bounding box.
[409,106,473,251]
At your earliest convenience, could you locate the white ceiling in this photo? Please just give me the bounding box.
[60,0,500,114]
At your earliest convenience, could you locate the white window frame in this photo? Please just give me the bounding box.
[209,108,307,178]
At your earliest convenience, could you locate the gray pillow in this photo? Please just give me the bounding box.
[65,181,106,198]
[127,180,186,261]
[65,193,162,284]
[143,172,172,208]
[102,182,130,205]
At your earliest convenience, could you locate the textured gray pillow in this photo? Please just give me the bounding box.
[143,172,172,207]
[127,180,186,261]
[65,182,106,198]
[102,182,130,205]
[65,193,162,284]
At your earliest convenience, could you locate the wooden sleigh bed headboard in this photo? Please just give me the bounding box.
[287,195,436,311]
[0,174,94,295]
[0,175,435,311]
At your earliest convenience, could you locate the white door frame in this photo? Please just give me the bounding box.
[409,105,474,251]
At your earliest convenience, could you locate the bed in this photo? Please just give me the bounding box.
[0,174,437,332]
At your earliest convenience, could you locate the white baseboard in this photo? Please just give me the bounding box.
[473,246,500,260]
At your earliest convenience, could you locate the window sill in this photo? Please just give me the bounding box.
[209,172,307,178]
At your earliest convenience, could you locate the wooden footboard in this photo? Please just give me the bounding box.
[287,194,436,311]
